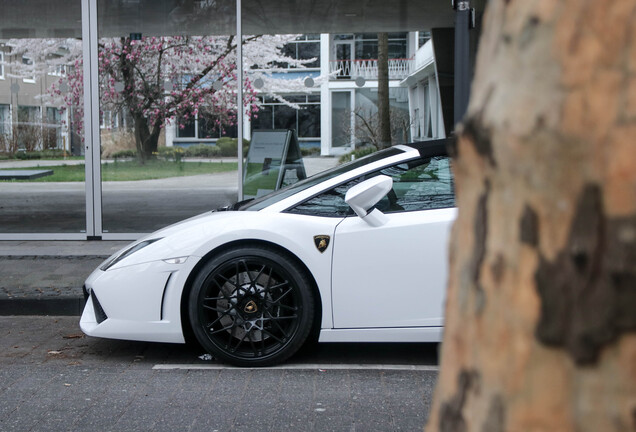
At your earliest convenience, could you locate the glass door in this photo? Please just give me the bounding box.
[334,38,354,79]
[332,91,353,148]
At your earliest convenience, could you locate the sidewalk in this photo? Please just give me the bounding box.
[0,241,128,316]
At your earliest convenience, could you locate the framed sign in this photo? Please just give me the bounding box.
[243,130,307,199]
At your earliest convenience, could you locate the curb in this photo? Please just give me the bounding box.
[0,297,85,316]
[0,255,110,259]
[0,252,101,316]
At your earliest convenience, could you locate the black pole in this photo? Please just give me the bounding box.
[453,0,471,126]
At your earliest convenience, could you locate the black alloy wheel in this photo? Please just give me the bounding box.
[189,246,315,367]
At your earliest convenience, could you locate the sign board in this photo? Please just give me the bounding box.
[243,130,307,199]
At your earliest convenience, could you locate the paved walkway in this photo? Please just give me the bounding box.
[0,241,128,316]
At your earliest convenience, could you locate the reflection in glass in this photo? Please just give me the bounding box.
[98,32,244,232]
[97,2,313,233]
[332,92,352,147]
[355,88,410,146]
[0,29,85,233]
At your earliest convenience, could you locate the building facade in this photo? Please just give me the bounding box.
[163,31,446,156]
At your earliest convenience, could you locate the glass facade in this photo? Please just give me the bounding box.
[0,1,85,235]
[275,34,321,69]
[97,1,240,233]
[0,0,451,239]
[251,95,320,139]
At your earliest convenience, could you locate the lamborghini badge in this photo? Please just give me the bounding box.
[314,235,330,253]
[244,300,258,314]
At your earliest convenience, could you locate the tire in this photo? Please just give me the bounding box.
[189,245,315,367]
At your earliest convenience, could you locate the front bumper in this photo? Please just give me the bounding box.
[79,259,195,344]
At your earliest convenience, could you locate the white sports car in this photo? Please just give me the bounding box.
[80,140,456,366]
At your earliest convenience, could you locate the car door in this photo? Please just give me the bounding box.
[331,155,456,329]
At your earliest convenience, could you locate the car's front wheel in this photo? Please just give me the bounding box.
[189,246,315,367]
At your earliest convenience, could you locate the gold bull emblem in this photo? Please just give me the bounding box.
[313,235,330,253]
[244,300,258,313]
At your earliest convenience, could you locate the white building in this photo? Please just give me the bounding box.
[165,31,446,156]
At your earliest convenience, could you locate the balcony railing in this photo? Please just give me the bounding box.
[329,58,412,80]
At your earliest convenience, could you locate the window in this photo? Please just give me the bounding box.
[333,33,408,60]
[18,105,40,124]
[423,82,432,139]
[17,106,41,150]
[354,87,410,145]
[412,81,434,141]
[270,34,320,69]
[331,91,351,147]
[176,117,196,138]
[0,104,10,136]
[0,52,4,80]
[48,64,68,77]
[413,107,421,138]
[251,94,320,138]
[418,31,431,48]
[287,155,454,217]
[44,107,62,149]
[176,111,237,140]
[99,110,120,129]
[21,56,36,83]
[287,177,360,217]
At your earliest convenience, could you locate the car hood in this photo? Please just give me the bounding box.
[105,210,260,270]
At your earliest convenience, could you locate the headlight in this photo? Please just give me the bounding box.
[100,238,162,271]
[163,257,188,265]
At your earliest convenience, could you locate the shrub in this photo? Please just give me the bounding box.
[182,144,221,158]
[40,149,68,159]
[157,146,176,159]
[0,133,18,154]
[16,124,42,152]
[111,149,137,159]
[339,145,378,164]
[301,146,321,157]
[216,137,250,157]
[15,151,42,160]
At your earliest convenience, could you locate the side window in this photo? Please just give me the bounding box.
[286,155,454,217]
[376,156,455,213]
[286,178,362,217]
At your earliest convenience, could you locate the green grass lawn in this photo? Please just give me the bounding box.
[1,160,238,182]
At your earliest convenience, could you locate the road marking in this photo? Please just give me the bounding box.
[153,363,439,372]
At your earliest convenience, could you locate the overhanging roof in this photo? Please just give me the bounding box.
[1,0,456,39]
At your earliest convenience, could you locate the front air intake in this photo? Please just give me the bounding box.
[91,292,108,324]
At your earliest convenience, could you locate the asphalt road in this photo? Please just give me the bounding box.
[0,316,439,432]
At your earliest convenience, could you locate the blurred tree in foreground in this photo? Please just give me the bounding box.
[427,0,636,431]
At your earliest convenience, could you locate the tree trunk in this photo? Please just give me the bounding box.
[132,113,160,163]
[377,32,391,149]
[427,1,636,431]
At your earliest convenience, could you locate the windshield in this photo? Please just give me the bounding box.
[240,147,403,211]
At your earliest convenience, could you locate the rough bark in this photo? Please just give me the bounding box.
[377,32,392,149]
[427,1,636,431]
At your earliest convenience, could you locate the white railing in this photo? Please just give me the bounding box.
[329,58,412,80]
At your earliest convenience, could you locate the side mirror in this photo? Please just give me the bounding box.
[345,175,393,226]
